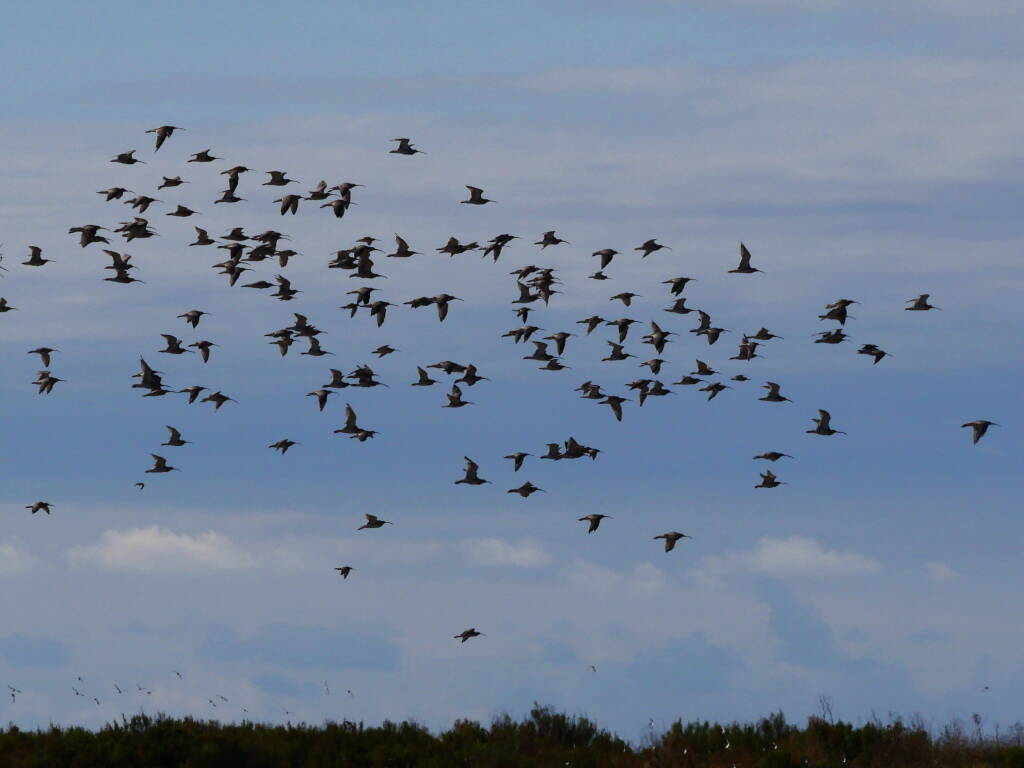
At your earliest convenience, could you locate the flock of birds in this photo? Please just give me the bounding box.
[0,124,1003,720]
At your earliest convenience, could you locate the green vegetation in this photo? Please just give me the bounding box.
[2,706,1022,767]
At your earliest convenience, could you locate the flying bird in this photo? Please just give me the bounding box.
[654,532,691,552]
[578,514,611,533]
[962,420,998,444]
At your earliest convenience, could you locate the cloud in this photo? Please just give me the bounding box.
[696,536,882,581]
[463,538,552,568]
[0,540,35,573]
[566,560,666,595]
[68,526,253,572]
[926,561,959,582]
[522,66,688,92]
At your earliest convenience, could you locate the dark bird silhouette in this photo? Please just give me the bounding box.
[454,628,484,643]
[22,246,52,267]
[858,344,890,364]
[508,481,544,498]
[759,382,791,403]
[111,150,145,165]
[28,347,58,367]
[358,513,392,530]
[390,138,423,155]
[636,239,669,257]
[26,501,53,515]
[146,454,178,473]
[578,514,611,533]
[456,457,490,485]
[334,566,354,579]
[161,426,190,447]
[461,185,494,204]
[754,452,792,462]
[729,243,762,274]
[906,294,940,311]
[188,149,220,163]
[504,452,529,472]
[962,420,998,444]
[201,391,235,410]
[756,470,786,488]
[807,409,846,436]
[269,439,298,454]
[654,532,691,552]
[535,231,569,249]
[145,125,182,151]
[159,334,190,355]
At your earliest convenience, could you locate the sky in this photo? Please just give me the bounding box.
[1,0,1022,739]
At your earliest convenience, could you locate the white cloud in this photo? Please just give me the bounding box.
[566,560,666,595]
[696,536,882,581]
[463,538,552,568]
[522,66,688,92]
[0,539,35,573]
[68,526,253,573]
[926,561,959,582]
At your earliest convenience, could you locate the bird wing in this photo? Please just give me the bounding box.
[738,243,752,268]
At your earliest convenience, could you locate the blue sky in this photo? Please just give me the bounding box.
[1,0,1022,738]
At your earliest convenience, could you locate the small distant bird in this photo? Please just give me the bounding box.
[610,292,640,307]
[444,384,472,408]
[264,170,296,187]
[807,409,846,436]
[201,391,235,410]
[22,246,52,267]
[504,452,529,472]
[178,310,208,328]
[578,514,611,533]
[358,514,392,530]
[28,347,58,367]
[729,243,762,274]
[111,150,144,165]
[635,239,669,257]
[334,566,354,579]
[654,532,691,552]
[755,470,785,488]
[759,382,791,403]
[189,340,216,362]
[161,426,190,447]
[26,501,53,515]
[535,231,569,249]
[962,420,998,444]
[454,628,484,643]
[700,382,729,401]
[754,452,792,462]
[146,125,183,151]
[390,138,423,155]
[269,439,298,454]
[592,249,618,269]
[188,149,220,163]
[461,185,494,205]
[456,457,490,486]
[508,481,544,498]
[857,344,890,364]
[146,454,178,473]
[905,294,940,311]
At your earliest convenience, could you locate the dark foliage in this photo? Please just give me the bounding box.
[2,706,1022,767]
